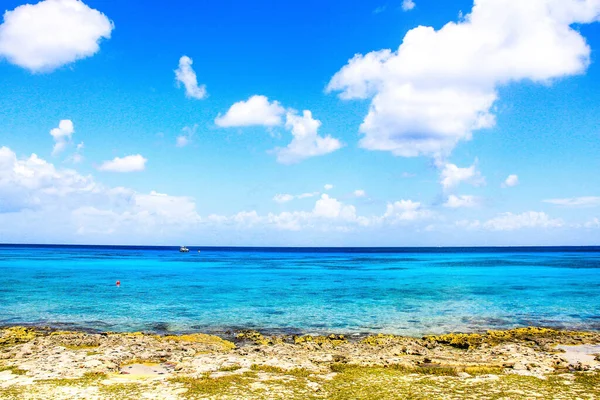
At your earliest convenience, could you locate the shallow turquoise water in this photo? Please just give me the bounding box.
[0,245,599,336]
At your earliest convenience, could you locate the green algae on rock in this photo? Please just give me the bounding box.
[0,326,39,346]
[423,327,599,349]
[235,330,284,346]
[293,334,347,347]
[162,333,236,351]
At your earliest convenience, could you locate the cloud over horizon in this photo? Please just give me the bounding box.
[0,146,591,245]
[544,196,600,207]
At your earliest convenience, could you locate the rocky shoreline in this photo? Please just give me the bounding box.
[1,326,600,399]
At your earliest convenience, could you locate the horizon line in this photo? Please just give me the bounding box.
[1,243,600,250]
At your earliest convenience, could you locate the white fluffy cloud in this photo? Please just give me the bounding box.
[0,146,200,239]
[381,200,433,223]
[544,196,600,207]
[402,0,416,11]
[0,146,439,241]
[275,110,343,164]
[50,119,74,155]
[215,95,285,127]
[209,193,435,232]
[216,96,342,163]
[0,0,113,72]
[72,192,201,235]
[440,161,484,190]
[128,191,199,224]
[97,154,147,173]
[502,174,519,188]
[324,184,334,190]
[483,211,563,231]
[354,189,366,197]
[327,0,600,158]
[313,194,357,219]
[0,146,98,212]
[444,194,480,208]
[175,56,207,100]
[209,193,366,232]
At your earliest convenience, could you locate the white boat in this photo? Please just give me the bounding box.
[179,246,189,252]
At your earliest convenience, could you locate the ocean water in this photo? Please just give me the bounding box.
[0,245,599,337]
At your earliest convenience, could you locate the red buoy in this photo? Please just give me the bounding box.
[116,280,121,287]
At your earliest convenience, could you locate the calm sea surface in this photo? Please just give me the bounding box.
[0,245,599,336]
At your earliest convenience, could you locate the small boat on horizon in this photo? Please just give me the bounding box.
[179,246,189,253]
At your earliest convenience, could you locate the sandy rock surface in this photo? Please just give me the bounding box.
[1,326,600,399]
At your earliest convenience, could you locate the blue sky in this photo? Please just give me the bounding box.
[0,0,599,246]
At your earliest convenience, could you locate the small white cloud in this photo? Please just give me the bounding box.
[401,172,416,178]
[176,136,190,147]
[176,124,197,147]
[584,217,600,228]
[274,110,343,164]
[502,174,519,188]
[354,189,366,197]
[483,211,562,231]
[273,191,320,203]
[373,5,387,14]
[443,194,480,208]
[69,142,84,163]
[401,0,415,11]
[215,95,285,127]
[382,200,432,223]
[0,0,113,72]
[273,194,294,203]
[313,194,357,219]
[97,154,147,173]
[324,184,334,191]
[231,210,261,226]
[543,196,600,207]
[455,219,481,230]
[50,120,75,155]
[297,192,319,199]
[175,56,207,99]
[440,161,484,190]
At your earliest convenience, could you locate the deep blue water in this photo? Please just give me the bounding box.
[0,245,599,336]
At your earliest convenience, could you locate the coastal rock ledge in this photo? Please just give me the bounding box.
[1,326,600,399]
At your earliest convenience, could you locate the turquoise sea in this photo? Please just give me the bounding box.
[0,245,599,336]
